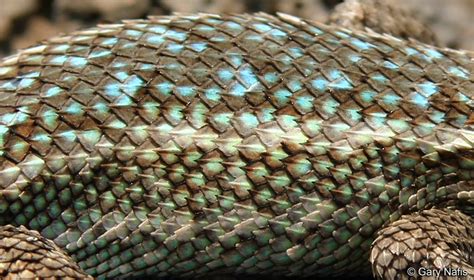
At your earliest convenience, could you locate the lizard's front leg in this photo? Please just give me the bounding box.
[0,225,93,279]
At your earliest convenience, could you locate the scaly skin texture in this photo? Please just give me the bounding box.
[0,13,472,279]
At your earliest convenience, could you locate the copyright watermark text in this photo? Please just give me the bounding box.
[407,267,468,277]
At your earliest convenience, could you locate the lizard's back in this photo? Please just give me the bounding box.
[0,13,472,279]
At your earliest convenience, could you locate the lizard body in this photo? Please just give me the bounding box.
[0,12,472,280]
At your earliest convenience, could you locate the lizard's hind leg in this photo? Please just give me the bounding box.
[370,208,473,280]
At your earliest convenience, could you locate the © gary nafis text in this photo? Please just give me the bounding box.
[409,267,469,277]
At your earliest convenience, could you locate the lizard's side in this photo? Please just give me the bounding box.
[0,8,472,280]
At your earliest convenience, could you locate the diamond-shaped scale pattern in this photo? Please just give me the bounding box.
[0,13,472,279]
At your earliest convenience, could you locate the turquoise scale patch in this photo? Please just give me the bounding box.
[288,47,304,58]
[41,110,58,128]
[371,74,388,84]
[230,83,246,96]
[155,81,174,96]
[104,81,121,98]
[381,92,401,106]
[228,54,243,67]
[405,47,419,56]
[167,43,184,53]
[360,90,376,103]
[224,21,243,30]
[422,48,444,59]
[58,130,77,142]
[93,102,109,113]
[32,133,51,142]
[328,70,353,90]
[253,23,272,32]
[165,30,187,41]
[330,79,352,90]
[111,61,127,69]
[410,92,429,108]
[0,80,18,91]
[264,72,279,85]
[100,38,118,47]
[0,125,9,147]
[311,78,328,92]
[115,72,129,82]
[322,98,340,116]
[287,79,303,92]
[388,119,409,132]
[44,86,64,97]
[429,110,445,124]
[81,130,101,144]
[349,55,361,62]
[137,63,154,71]
[50,56,68,65]
[210,35,227,43]
[115,95,134,106]
[120,42,136,49]
[369,112,387,127]
[448,66,469,79]
[89,49,112,59]
[239,66,259,87]
[18,78,36,89]
[64,102,84,115]
[124,30,143,38]
[308,26,324,35]
[189,42,207,52]
[350,38,374,50]
[213,113,232,125]
[68,56,88,68]
[335,31,350,38]
[418,82,438,97]
[275,89,292,104]
[147,25,167,34]
[108,119,126,129]
[268,28,287,39]
[204,87,221,102]
[295,95,314,111]
[169,107,183,121]
[382,61,399,69]
[346,109,362,122]
[245,34,264,42]
[145,34,165,45]
[260,108,275,122]
[455,92,469,102]
[176,86,195,97]
[22,72,40,78]
[218,69,234,83]
[240,113,259,128]
[50,44,69,52]
[279,115,298,128]
[196,25,214,32]
[0,112,29,126]
[122,76,144,96]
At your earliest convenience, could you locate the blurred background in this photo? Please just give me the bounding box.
[0,0,473,59]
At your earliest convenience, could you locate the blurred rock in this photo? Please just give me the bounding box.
[11,16,80,51]
[55,0,151,21]
[160,0,246,14]
[0,0,38,40]
[400,0,474,50]
[275,0,332,22]
[329,0,438,45]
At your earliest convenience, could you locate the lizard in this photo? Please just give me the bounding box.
[0,1,472,279]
